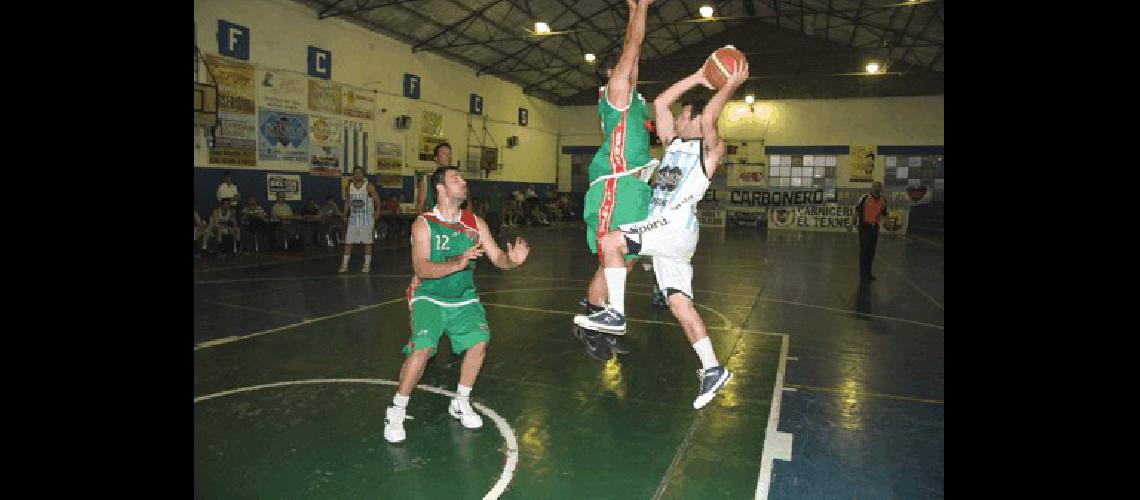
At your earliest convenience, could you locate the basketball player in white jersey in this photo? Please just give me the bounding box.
[341,166,382,273]
[574,61,749,409]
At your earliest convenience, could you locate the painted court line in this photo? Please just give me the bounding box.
[193,378,518,499]
[785,383,945,405]
[197,275,942,330]
[469,282,943,332]
[755,335,793,500]
[485,287,788,499]
[909,234,944,248]
[479,302,785,337]
[193,254,334,273]
[196,287,790,352]
[194,298,405,350]
[194,243,413,274]
[211,283,306,301]
[653,412,705,500]
[195,274,414,284]
[195,288,791,498]
[200,300,306,319]
[885,263,945,311]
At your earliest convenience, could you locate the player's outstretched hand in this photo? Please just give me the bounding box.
[725,61,749,90]
[457,243,485,268]
[507,237,530,266]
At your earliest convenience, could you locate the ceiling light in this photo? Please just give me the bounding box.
[534,22,551,34]
[865,62,880,73]
[584,53,596,63]
[699,5,714,18]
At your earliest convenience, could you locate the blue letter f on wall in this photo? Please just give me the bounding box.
[217,20,250,60]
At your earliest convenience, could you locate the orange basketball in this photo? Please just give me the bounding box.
[703,45,747,90]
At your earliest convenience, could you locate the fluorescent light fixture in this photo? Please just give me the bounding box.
[699,5,714,18]
[535,22,551,34]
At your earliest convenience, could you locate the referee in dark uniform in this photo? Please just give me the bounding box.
[854,181,889,284]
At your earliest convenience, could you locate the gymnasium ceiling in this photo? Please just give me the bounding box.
[289,0,944,105]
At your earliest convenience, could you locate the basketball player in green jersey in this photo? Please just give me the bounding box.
[384,165,530,444]
[578,0,657,357]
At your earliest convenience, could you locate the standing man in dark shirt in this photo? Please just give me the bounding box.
[854,181,889,284]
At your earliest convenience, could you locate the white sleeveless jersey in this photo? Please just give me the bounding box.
[649,137,711,232]
[348,181,373,226]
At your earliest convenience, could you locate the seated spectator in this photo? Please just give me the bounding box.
[380,195,401,238]
[322,196,341,218]
[322,195,343,244]
[271,192,295,220]
[546,198,563,222]
[487,186,503,234]
[502,199,517,228]
[557,193,571,221]
[302,198,323,247]
[530,202,551,226]
[241,196,270,252]
[195,210,209,255]
[271,192,301,248]
[210,201,242,253]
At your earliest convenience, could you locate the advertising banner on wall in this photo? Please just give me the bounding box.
[375,141,404,176]
[258,109,308,164]
[376,174,404,189]
[768,205,857,232]
[417,109,446,163]
[267,173,302,201]
[849,145,875,182]
[308,80,343,115]
[256,69,308,113]
[343,88,375,120]
[767,204,910,234]
[203,54,255,114]
[308,114,343,176]
[208,112,258,166]
[697,208,726,227]
[881,207,910,235]
[727,165,766,187]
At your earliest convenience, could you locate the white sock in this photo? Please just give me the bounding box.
[364,255,372,267]
[457,384,472,398]
[603,267,628,315]
[392,393,410,408]
[692,337,719,370]
[341,255,350,267]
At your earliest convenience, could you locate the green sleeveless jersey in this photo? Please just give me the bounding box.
[407,208,481,303]
[587,87,655,182]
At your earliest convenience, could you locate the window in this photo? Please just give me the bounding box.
[884,154,944,203]
[768,155,837,188]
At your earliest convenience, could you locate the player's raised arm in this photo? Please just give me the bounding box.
[475,216,527,270]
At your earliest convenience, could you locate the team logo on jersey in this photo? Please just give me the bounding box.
[479,323,488,331]
[657,165,682,192]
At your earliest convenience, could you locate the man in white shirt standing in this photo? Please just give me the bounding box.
[216,172,240,209]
